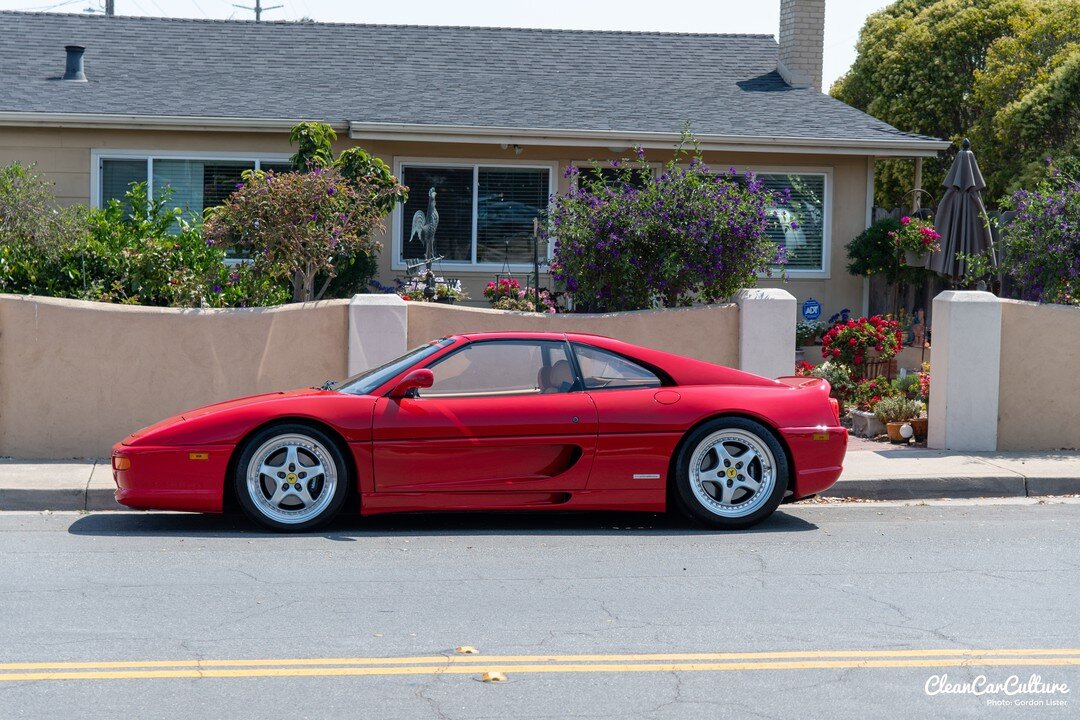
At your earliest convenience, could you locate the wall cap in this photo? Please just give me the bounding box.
[934,290,1001,305]
[733,288,797,304]
[350,293,407,307]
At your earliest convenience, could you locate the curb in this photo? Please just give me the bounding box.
[822,476,1080,501]
[3,477,1079,512]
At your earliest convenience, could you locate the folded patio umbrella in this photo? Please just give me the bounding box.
[929,138,997,280]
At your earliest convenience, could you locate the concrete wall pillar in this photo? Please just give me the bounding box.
[734,288,796,379]
[348,294,408,376]
[928,291,1001,451]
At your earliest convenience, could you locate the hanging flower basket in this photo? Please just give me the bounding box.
[903,249,930,267]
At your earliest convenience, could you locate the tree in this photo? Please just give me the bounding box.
[204,167,385,302]
[289,121,337,171]
[971,1,1080,198]
[831,0,1080,207]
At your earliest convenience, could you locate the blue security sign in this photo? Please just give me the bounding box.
[802,298,822,322]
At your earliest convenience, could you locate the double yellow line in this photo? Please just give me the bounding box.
[2,648,1079,682]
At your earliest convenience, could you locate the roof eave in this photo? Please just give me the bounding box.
[0,112,349,134]
[0,112,950,157]
[348,121,950,158]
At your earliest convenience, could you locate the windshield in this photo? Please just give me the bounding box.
[335,339,454,396]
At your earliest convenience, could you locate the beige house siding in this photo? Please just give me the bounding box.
[0,127,869,318]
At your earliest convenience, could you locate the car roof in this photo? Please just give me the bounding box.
[456,331,621,347]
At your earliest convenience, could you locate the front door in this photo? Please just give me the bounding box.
[372,339,597,492]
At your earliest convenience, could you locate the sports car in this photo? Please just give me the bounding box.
[112,332,847,531]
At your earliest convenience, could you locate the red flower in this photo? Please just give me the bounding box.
[854,354,864,365]
[832,348,841,357]
[849,338,858,346]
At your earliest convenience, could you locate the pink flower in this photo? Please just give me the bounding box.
[900,216,911,226]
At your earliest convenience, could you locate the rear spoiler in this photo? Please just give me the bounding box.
[775,376,840,424]
[775,376,828,390]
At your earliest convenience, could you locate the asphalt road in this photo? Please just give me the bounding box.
[0,500,1078,719]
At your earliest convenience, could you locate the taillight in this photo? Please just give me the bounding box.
[829,398,840,424]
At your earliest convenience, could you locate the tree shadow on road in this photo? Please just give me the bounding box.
[66,509,817,539]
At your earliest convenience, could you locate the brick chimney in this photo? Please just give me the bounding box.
[777,0,825,91]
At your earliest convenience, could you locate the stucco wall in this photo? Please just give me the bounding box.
[997,300,1080,451]
[407,302,740,369]
[0,127,869,318]
[0,294,348,458]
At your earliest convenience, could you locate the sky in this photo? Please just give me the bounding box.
[2,0,890,90]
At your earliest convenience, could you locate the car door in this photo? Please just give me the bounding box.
[571,342,681,492]
[372,339,598,492]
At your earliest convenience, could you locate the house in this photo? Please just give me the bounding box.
[0,2,948,315]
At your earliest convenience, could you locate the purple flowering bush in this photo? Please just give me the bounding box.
[205,166,384,302]
[546,143,786,311]
[1000,179,1080,305]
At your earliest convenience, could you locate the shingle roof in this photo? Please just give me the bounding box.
[0,11,941,149]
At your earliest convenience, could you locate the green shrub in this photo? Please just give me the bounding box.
[810,361,856,402]
[873,396,924,424]
[1,163,288,308]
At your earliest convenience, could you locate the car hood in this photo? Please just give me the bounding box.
[123,388,336,444]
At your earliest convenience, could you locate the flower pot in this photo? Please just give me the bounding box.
[904,249,929,267]
[795,347,806,363]
[851,409,886,438]
[909,417,928,442]
[886,421,911,444]
[434,297,456,305]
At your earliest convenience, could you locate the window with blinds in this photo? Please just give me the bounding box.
[99,159,147,213]
[399,163,551,266]
[98,156,290,223]
[757,173,826,272]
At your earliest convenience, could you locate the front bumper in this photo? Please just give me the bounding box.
[779,426,848,498]
[111,443,232,513]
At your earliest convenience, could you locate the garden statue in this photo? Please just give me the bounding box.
[409,186,440,267]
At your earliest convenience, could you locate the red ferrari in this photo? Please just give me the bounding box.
[112,332,846,531]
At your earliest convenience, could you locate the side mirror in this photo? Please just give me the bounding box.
[390,368,434,399]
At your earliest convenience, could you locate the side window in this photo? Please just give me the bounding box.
[425,341,575,397]
[573,344,661,390]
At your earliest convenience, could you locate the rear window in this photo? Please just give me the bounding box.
[572,344,662,390]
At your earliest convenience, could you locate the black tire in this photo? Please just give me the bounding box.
[233,423,350,533]
[672,417,789,530]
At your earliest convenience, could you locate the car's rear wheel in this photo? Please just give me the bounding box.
[234,424,349,532]
[673,417,788,529]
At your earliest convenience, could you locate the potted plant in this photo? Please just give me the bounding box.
[849,376,897,438]
[872,396,925,444]
[820,314,903,379]
[889,216,941,268]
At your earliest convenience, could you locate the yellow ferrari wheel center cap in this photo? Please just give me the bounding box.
[287,473,298,483]
[727,468,737,479]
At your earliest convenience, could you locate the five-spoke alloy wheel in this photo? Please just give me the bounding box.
[234,424,349,532]
[673,417,788,529]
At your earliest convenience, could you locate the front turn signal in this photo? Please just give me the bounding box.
[112,456,131,471]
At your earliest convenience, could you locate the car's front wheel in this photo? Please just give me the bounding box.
[234,423,349,532]
[673,417,788,529]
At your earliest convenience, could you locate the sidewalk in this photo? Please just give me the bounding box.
[1,448,1079,511]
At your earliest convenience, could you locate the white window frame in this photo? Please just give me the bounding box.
[391,157,558,271]
[672,164,832,279]
[90,149,294,210]
[743,166,832,279]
